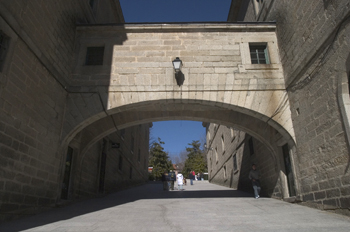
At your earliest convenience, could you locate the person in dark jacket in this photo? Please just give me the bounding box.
[189,171,194,185]
[249,164,261,198]
[161,172,169,191]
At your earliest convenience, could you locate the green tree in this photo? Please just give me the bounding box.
[148,137,173,180]
[182,140,207,177]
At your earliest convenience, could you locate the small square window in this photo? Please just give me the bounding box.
[249,44,269,64]
[0,31,10,71]
[85,46,104,65]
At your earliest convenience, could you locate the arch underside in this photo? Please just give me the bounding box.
[68,100,296,161]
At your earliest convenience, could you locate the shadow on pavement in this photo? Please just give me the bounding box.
[0,182,253,231]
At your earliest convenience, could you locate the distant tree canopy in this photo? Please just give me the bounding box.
[148,138,173,180]
[182,140,207,178]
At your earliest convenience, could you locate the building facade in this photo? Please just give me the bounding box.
[0,1,150,221]
[1,0,349,221]
[207,0,350,215]
[205,124,292,200]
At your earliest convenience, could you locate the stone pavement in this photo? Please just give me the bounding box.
[1,181,350,232]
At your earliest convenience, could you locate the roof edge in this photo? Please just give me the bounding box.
[76,22,276,33]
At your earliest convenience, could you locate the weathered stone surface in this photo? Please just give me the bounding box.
[227,0,350,215]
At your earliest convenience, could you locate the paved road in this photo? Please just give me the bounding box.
[1,181,350,232]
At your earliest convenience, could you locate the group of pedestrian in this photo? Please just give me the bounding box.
[162,164,261,198]
[162,171,176,191]
[161,171,186,191]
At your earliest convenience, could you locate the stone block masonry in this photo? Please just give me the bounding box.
[0,0,128,221]
[233,0,350,216]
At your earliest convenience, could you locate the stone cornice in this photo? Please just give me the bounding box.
[76,22,276,33]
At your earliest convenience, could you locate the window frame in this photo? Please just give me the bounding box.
[249,43,270,64]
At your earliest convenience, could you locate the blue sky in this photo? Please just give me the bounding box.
[120,0,232,23]
[150,121,206,161]
[119,0,231,161]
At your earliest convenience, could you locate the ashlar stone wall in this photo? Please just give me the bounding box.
[233,0,350,215]
[0,0,136,221]
[68,23,294,148]
[206,123,284,199]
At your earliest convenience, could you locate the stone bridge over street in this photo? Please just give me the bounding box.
[1,0,350,223]
[62,23,295,172]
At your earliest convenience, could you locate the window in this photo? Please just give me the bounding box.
[85,46,104,65]
[215,147,218,163]
[223,165,227,179]
[118,155,123,170]
[249,138,255,156]
[249,44,269,64]
[0,31,9,72]
[89,0,95,8]
[120,129,125,140]
[130,136,134,153]
[233,154,238,172]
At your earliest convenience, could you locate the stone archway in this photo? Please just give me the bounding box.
[59,99,297,200]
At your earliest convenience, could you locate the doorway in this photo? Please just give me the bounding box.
[282,144,296,197]
[98,139,108,193]
[61,147,74,199]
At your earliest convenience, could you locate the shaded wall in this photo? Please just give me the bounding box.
[71,124,150,200]
[0,0,125,221]
[206,124,283,198]
[229,0,350,214]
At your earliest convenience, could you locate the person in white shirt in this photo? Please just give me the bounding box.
[176,173,184,190]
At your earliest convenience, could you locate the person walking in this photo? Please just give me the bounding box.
[161,172,169,191]
[249,164,261,198]
[189,171,194,185]
[176,173,184,190]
